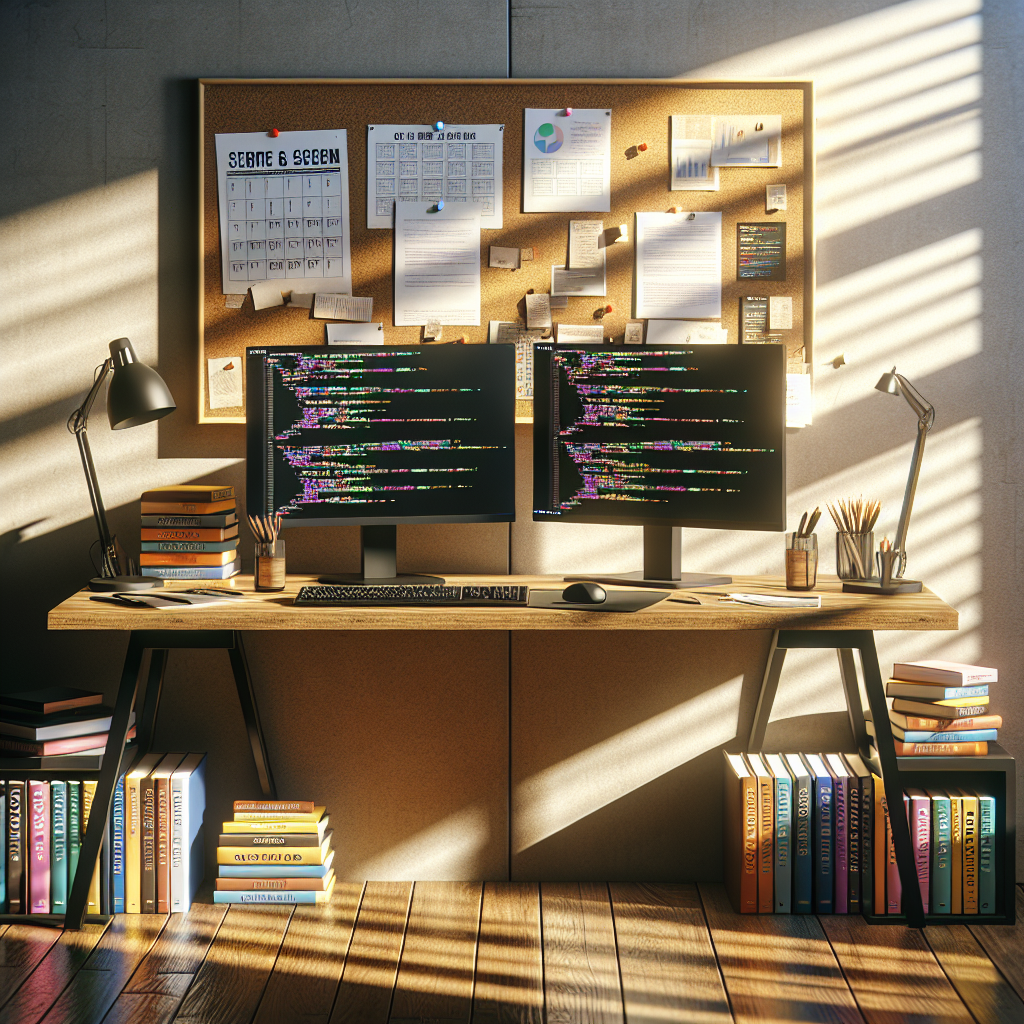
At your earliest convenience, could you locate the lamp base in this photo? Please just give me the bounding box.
[842,578,923,595]
[89,575,165,592]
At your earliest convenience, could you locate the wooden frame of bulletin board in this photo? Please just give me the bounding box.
[199,78,814,424]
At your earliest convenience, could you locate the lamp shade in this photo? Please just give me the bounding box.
[875,366,900,395]
[105,338,176,429]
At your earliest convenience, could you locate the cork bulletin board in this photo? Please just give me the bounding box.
[199,79,814,423]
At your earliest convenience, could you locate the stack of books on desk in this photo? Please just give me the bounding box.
[867,660,999,756]
[0,688,135,767]
[216,801,335,904]
[140,485,240,580]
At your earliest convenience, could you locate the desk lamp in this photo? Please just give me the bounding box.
[67,338,176,591]
[875,366,934,579]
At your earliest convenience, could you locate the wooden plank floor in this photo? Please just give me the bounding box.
[0,883,1018,1024]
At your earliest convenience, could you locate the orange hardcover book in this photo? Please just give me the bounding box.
[959,790,979,913]
[950,792,963,913]
[152,755,185,914]
[894,715,1002,732]
[892,741,988,756]
[723,753,758,913]
[140,550,236,566]
[746,754,775,914]
[216,871,334,891]
[140,499,235,515]
[141,527,239,542]
[141,485,234,504]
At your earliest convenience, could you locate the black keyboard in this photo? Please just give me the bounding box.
[293,584,529,607]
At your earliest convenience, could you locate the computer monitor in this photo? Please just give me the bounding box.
[533,343,786,588]
[247,345,515,584]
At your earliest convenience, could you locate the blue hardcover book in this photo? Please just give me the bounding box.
[783,753,813,913]
[903,729,997,743]
[926,789,952,913]
[141,561,240,580]
[978,793,996,914]
[214,883,334,904]
[805,754,834,914]
[50,781,68,914]
[765,755,792,913]
[111,775,125,914]
[218,850,335,879]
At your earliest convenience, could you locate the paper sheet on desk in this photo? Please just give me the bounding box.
[728,593,821,608]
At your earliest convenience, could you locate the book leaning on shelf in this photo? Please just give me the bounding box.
[139,485,240,580]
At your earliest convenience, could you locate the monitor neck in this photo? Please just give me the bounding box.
[317,525,443,586]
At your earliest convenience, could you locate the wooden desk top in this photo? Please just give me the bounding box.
[48,574,958,633]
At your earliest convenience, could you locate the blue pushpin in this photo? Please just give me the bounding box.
[434,120,445,131]
[436,200,445,210]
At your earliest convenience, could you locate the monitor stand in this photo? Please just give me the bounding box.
[318,525,443,586]
[564,525,732,590]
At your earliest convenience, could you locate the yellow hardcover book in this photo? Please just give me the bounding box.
[221,814,329,836]
[959,790,979,913]
[216,831,333,866]
[950,793,963,913]
[140,498,235,515]
[934,696,990,708]
[82,781,101,915]
[125,752,163,914]
[233,805,324,822]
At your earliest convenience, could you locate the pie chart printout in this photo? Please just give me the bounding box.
[534,122,564,153]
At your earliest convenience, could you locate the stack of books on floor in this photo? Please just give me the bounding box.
[724,751,997,916]
[216,800,334,904]
[140,484,240,580]
[0,751,205,915]
[867,660,999,756]
[0,688,135,768]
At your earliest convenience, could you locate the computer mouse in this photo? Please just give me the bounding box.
[562,581,607,604]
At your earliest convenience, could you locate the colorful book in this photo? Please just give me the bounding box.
[784,753,813,914]
[100,825,110,916]
[926,790,952,914]
[892,661,997,686]
[141,766,157,913]
[50,781,67,915]
[140,498,235,515]
[745,755,774,915]
[722,753,758,914]
[891,697,989,715]
[153,754,186,914]
[141,562,240,580]
[0,706,131,742]
[0,688,103,715]
[28,781,50,914]
[885,794,901,913]
[825,755,851,914]
[805,754,834,914]
[842,754,871,915]
[233,805,324,822]
[885,682,988,702]
[213,878,336,904]
[216,831,333,866]
[874,778,886,913]
[140,550,237,567]
[764,754,792,914]
[960,790,979,913]
[141,539,239,553]
[892,741,988,756]
[0,782,5,912]
[950,791,964,913]
[141,512,238,529]
[218,851,335,878]
[222,815,330,836]
[170,753,207,913]
[888,711,1001,732]
[218,831,326,847]
[907,788,930,913]
[216,871,335,891]
[141,485,234,504]
[126,752,163,914]
[234,800,315,814]
[111,774,125,914]
[977,793,996,914]
[0,727,135,757]
[141,527,239,542]
[7,780,25,914]
[68,781,81,897]
[82,780,101,915]
[896,729,997,744]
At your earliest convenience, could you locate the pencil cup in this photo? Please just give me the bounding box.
[785,533,818,590]
[254,539,286,592]
[836,531,874,580]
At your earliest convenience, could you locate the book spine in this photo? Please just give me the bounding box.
[232,810,320,821]
[139,551,234,566]
[222,820,325,833]
[157,775,171,913]
[170,775,185,913]
[218,833,321,847]
[950,795,963,913]
[141,528,237,541]
[112,775,125,914]
[141,515,236,527]
[757,774,773,914]
[931,795,952,913]
[0,784,5,912]
[902,730,997,744]
[28,781,50,913]
[141,775,156,913]
[82,781,101,916]
[834,777,848,914]
[233,801,315,814]
[141,562,239,580]
[873,781,886,913]
[860,777,875,916]
[903,716,1001,731]
[100,825,109,916]
[813,776,833,914]
[888,684,989,700]
[216,845,327,866]
[910,793,930,913]
[68,782,81,895]
[893,741,988,756]
[219,863,332,878]
[793,775,812,913]
[142,487,233,503]
[213,890,327,904]
[50,781,67,915]
[140,501,235,514]
[774,776,792,913]
[962,797,979,913]
[7,781,24,914]
[893,664,996,685]
[141,540,238,552]
[885,795,901,913]
[126,775,141,913]
[216,876,331,891]
[847,777,861,915]
[978,795,996,914]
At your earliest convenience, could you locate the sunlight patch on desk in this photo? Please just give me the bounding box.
[513,676,742,854]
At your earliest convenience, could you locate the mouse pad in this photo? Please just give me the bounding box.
[528,589,670,612]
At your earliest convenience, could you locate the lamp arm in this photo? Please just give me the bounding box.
[894,373,935,430]
[68,360,121,577]
[893,418,928,578]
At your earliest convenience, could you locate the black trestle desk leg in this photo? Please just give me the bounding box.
[136,647,168,756]
[836,648,867,750]
[858,631,926,928]
[228,632,277,798]
[747,630,786,752]
[66,631,145,929]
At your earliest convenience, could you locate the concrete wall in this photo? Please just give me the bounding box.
[2,0,1021,882]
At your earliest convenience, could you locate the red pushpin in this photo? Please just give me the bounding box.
[269,128,280,137]
[669,206,681,214]
[564,107,573,116]
[637,142,648,152]
[605,304,614,313]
